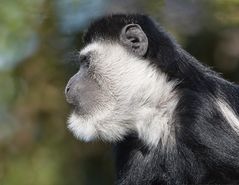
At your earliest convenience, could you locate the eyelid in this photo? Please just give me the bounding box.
[79,54,90,68]
[79,54,88,62]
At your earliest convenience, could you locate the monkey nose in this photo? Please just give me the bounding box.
[65,84,75,105]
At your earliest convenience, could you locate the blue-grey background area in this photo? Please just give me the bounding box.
[0,0,239,184]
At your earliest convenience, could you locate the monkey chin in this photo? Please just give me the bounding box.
[67,112,98,142]
[67,106,132,143]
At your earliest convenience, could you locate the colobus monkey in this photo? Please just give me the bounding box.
[65,14,239,185]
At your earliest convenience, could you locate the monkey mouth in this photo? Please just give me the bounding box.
[72,106,89,116]
[66,98,87,115]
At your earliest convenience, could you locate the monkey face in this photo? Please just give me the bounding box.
[65,23,177,145]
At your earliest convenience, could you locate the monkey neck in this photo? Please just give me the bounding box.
[133,86,179,149]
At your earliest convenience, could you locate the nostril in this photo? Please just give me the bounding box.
[65,86,74,104]
[65,85,71,96]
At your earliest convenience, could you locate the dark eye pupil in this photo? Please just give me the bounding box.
[79,55,90,68]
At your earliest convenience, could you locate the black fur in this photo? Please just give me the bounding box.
[85,14,239,185]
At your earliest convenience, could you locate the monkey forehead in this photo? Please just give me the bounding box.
[79,41,127,56]
[80,42,102,55]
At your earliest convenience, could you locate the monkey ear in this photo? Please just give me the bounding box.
[120,24,148,56]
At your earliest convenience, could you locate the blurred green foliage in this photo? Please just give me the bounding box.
[0,0,239,185]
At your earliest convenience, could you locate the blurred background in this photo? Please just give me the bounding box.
[0,0,239,185]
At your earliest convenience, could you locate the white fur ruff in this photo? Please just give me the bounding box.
[67,42,179,148]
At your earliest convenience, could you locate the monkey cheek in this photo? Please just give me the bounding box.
[72,95,101,116]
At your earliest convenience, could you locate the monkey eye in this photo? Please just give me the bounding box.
[79,55,90,68]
